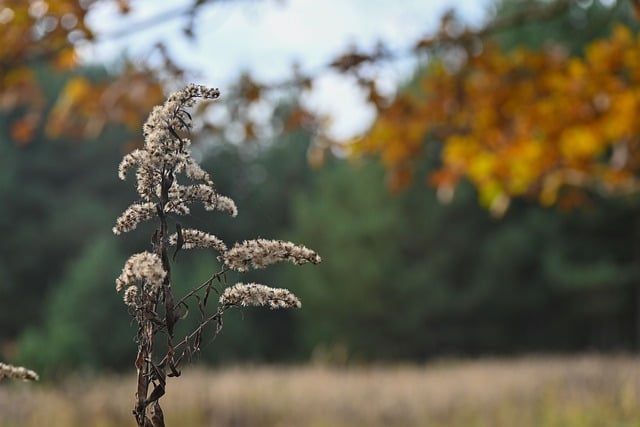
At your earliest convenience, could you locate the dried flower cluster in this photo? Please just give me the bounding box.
[167,184,238,217]
[113,84,320,427]
[113,202,157,235]
[113,84,233,236]
[168,228,227,253]
[123,285,139,307]
[0,362,39,381]
[220,283,302,309]
[224,239,321,272]
[116,252,166,292]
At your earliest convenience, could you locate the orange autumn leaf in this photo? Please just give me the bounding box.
[10,115,39,145]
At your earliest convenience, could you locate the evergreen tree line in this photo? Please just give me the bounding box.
[1,73,638,376]
[1,0,639,376]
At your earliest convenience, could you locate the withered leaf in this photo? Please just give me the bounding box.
[172,223,184,261]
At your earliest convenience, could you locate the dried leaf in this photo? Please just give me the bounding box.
[172,223,184,261]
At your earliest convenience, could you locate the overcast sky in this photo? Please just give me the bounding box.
[83,0,493,138]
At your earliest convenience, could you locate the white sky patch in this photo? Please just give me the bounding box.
[300,71,377,140]
[82,0,492,139]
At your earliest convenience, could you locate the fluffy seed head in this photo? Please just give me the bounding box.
[116,252,166,292]
[123,285,139,307]
[0,363,39,381]
[223,239,321,272]
[220,283,301,309]
[113,202,157,235]
[168,228,227,253]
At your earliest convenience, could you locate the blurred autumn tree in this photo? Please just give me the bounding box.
[0,0,168,145]
[5,0,640,212]
[5,0,640,370]
[0,63,144,355]
[0,0,321,149]
[351,0,640,215]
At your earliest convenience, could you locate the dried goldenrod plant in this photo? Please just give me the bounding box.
[113,84,320,427]
[0,362,38,381]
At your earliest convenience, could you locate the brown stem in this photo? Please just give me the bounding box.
[175,268,226,308]
[134,285,161,426]
[158,308,225,369]
[134,169,174,425]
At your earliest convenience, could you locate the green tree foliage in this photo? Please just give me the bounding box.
[0,65,137,348]
[178,126,316,363]
[5,106,640,372]
[5,1,640,372]
[285,159,640,360]
[278,0,640,360]
[3,90,318,370]
[493,0,632,54]
[18,237,132,375]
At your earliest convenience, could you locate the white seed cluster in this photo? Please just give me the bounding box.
[113,84,235,236]
[114,85,321,312]
[184,157,214,187]
[139,85,218,175]
[115,252,166,292]
[212,194,238,217]
[168,228,228,253]
[118,149,144,180]
[165,185,238,217]
[113,202,157,235]
[0,362,39,381]
[223,239,322,272]
[164,201,190,216]
[123,285,139,307]
[135,166,159,202]
[219,283,302,309]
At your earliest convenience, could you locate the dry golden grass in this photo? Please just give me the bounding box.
[1,355,638,427]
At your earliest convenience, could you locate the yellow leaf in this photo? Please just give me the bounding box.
[559,126,603,162]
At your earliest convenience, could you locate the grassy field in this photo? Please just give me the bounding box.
[0,355,638,426]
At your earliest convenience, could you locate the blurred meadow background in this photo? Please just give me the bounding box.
[2,0,640,426]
